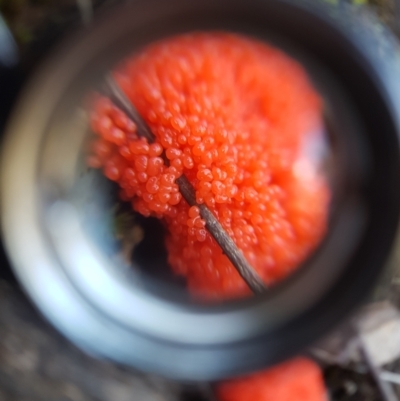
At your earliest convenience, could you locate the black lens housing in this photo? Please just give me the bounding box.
[1,0,400,380]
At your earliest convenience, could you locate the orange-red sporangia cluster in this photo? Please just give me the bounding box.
[216,357,328,401]
[88,32,330,300]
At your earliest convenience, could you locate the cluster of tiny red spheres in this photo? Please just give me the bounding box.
[217,357,327,401]
[88,33,330,300]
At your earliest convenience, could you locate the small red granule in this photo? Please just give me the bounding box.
[216,357,327,401]
[88,32,330,300]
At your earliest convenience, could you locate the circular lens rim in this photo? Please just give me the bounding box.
[1,0,400,380]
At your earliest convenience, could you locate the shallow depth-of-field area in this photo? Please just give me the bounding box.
[1,1,400,400]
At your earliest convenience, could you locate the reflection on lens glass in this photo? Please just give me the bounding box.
[80,32,332,303]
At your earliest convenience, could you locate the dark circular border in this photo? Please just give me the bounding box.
[2,0,400,380]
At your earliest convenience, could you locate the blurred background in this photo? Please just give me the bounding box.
[1,0,400,400]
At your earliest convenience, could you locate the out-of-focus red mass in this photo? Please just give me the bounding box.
[216,357,328,401]
[88,32,330,300]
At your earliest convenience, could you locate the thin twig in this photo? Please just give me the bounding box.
[358,332,398,401]
[104,75,267,294]
[381,371,400,386]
